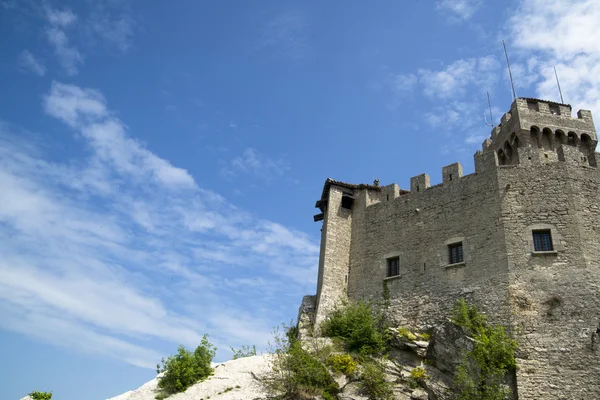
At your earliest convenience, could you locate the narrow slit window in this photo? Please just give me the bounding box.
[448,242,464,264]
[387,256,400,277]
[533,230,553,252]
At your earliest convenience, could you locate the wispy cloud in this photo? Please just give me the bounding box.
[509,0,600,116]
[222,148,290,182]
[44,6,83,76]
[0,82,318,367]
[17,50,46,76]
[417,56,499,99]
[436,0,482,22]
[258,10,309,60]
[86,2,136,53]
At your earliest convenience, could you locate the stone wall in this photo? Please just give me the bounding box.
[499,148,600,399]
[347,158,512,330]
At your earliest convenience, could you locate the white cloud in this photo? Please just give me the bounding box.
[87,5,136,53]
[45,7,77,27]
[44,82,195,188]
[509,0,600,117]
[17,50,46,76]
[0,82,319,367]
[44,6,83,75]
[222,148,290,181]
[436,0,482,21]
[418,56,499,99]
[258,10,309,60]
[392,73,418,95]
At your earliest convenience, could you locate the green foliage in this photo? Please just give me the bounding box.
[407,366,428,388]
[451,298,487,334]
[359,360,393,400]
[417,332,431,341]
[265,324,339,400]
[321,300,387,355]
[452,299,517,400]
[29,391,52,400]
[155,335,216,399]
[410,366,428,380]
[230,344,257,360]
[396,327,417,341]
[326,353,358,376]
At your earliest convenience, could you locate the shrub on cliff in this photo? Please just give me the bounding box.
[29,391,52,400]
[264,324,339,400]
[155,335,216,399]
[452,299,517,400]
[321,300,387,355]
[230,344,257,359]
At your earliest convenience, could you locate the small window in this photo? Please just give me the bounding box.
[533,230,553,252]
[448,242,464,264]
[341,194,354,210]
[387,256,400,277]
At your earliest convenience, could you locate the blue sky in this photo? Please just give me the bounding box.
[1,1,599,399]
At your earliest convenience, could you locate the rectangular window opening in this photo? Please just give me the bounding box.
[448,242,464,264]
[341,194,355,210]
[533,230,553,252]
[387,256,400,277]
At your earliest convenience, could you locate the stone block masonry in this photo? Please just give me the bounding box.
[302,97,600,399]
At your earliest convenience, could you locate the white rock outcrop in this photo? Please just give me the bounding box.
[107,354,271,400]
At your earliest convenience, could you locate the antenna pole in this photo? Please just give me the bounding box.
[502,40,517,100]
[484,91,494,127]
[554,66,564,104]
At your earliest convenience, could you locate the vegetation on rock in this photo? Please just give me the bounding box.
[264,325,339,400]
[359,359,394,400]
[230,344,257,359]
[155,335,216,399]
[29,391,52,400]
[452,298,517,400]
[326,353,358,376]
[321,299,388,355]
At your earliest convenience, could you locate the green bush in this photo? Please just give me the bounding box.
[230,344,257,360]
[155,335,216,399]
[408,366,428,388]
[452,299,517,400]
[396,327,417,341]
[359,360,393,400]
[452,298,487,334]
[29,391,52,400]
[265,325,339,400]
[321,300,387,355]
[326,353,358,376]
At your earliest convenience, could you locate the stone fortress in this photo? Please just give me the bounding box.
[299,97,600,399]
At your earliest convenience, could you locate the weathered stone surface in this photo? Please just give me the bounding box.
[426,321,473,375]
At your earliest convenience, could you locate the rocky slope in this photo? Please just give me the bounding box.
[106,354,271,400]
[102,321,496,400]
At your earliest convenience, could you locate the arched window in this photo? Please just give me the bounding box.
[498,149,507,166]
[581,134,593,153]
[567,131,579,146]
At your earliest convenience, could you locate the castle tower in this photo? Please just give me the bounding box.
[305,97,600,399]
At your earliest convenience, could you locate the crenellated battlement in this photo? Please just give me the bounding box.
[481,98,597,167]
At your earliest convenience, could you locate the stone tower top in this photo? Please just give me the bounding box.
[481,97,597,166]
